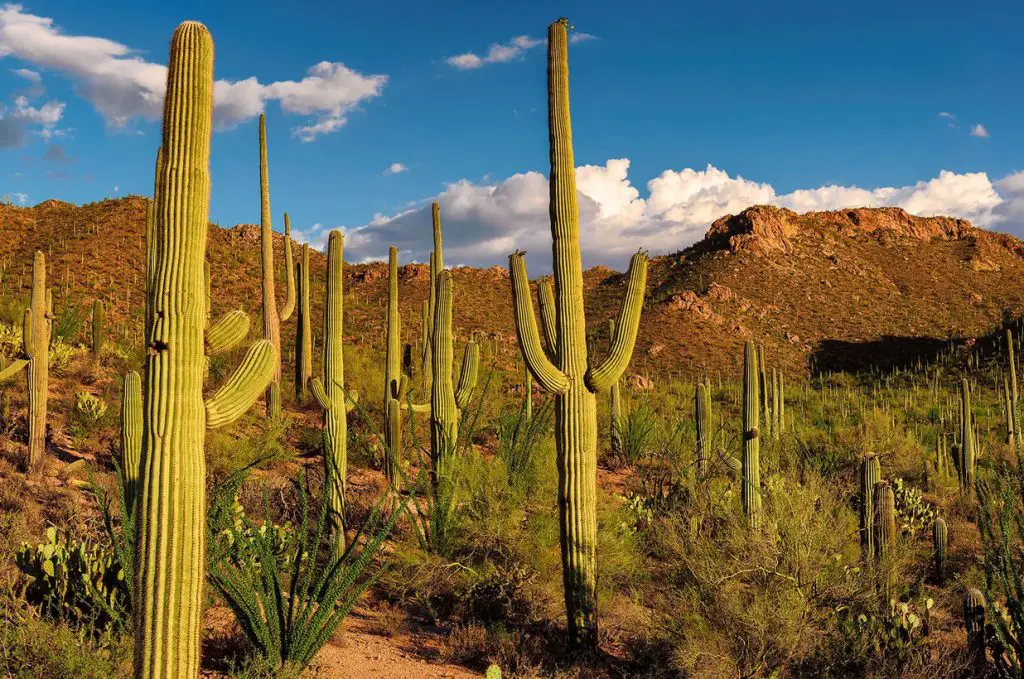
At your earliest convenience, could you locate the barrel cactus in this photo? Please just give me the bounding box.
[506,18,649,648]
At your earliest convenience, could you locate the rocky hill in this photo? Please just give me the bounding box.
[2,197,1023,380]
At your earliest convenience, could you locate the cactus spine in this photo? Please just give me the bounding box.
[932,516,947,584]
[135,24,275,676]
[695,380,710,475]
[964,587,986,664]
[742,341,761,526]
[311,230,350,551]
[92,299,104,359]
[860,454,881,560]
[506,19,649,648]
[295,243,312,401]
[257,117,296,418]
[384,246,401,486]
[120,371,142,516]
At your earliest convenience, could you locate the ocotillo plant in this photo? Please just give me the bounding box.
[0,251,50,471]
[134,23,277,677]
[257,116,297,418]
[742,341,761,527]
[932,516,947,584]
[295,243,312,401]
[91,299,104,359]
[860,454,881,560]
[120,371,142,516]
[311,230,355,553]
[506,18,649,648]
[695,379,710,475]
[383,246,401,486]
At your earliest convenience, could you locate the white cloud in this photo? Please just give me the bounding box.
[446,34,544,70]
[570,32,598,44]
[970,123,990,138]
[305,161,1022,272]
[384,162,408,175]
[11,65,37,82]
[0,4,386,139]
[11,191,26,203]
[0,91,64,145]
[937,111,955,120]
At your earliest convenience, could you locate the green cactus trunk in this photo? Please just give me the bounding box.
[92,299,104,360]
[695,380,710,475]
[320,230,348,551]
[771,368,780,439]
[778,372,785,434]
[1005,377,1015,446]
[507,19,648,648]
[524,368,533,423]
[1009,329,1019,438]
[933,516,947,584]
[609,321,622,462]
[134,23,213,677]
[384,246,401,486]
[430,271,459,483]
[742,342,761,526]
[860,454,881,560]
[964,587,986,665]
[24,251,49,471]
[257,120,296,418]
[120,371,142,517]
[294,243,312,401]
[960,378,975,496]
[873,480,897,594]
[758,344,770,438]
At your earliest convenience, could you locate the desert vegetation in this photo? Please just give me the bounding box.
[2,16,1024,679]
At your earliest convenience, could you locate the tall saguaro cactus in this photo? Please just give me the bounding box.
[507,18,649,649]
[742,341,761,527]
[120,371,142,516]
[960,378,975,496]
[257,116,296,417]
[294,243,312,400]
[1009,328,1019,437]
[135,23,276,677]
[695,380,710,475]
[859,454,881,560]
[311,230,353,552]
[383,246,402,485]
[0,251,49,471]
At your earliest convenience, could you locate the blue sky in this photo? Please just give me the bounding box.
[1,1,1021,270]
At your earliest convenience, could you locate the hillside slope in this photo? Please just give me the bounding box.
[1,197,1022,379]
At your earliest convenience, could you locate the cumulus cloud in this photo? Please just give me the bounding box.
[569,32,598,44]
[384,162,408,175]
[446,35,544,70]
[300,161,1024,272]
[11,191,26,204]
[970,123,990,138]
[0,4,386,139]
[0,91,65,146]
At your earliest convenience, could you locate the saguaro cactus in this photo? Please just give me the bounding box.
[506,18,649,648]
[742,341,761,527]
[120,371,142,515]
[1009,328,1019,437]
[311,230,355,552]
[383,246,401,485]
[295,243,312,401]
[609,320,623,461]
[257,116,297,417]
[92,299,104,359]
[964,587,986,665]
[695,380,710,475]
[932,516,947,584]
[134,23,276,677]
[874,480,897,594]
[960,378,975,496]
[860,454,881,560]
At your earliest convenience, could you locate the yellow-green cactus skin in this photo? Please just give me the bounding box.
[295,242,312,400]
[742,341,761,527]
[257,117,296,417]
[120,370,142,517]
[134,23,276,677]
[311,230,351,552]
[507,18,649,649]
[384,246,402,485]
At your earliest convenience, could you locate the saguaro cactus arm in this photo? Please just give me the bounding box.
[537,279,558,355]
[280,212,296,322]
[206,340,277,429]
[585,250,648,393]
[310,378,359,413]
[0,359,27,382]
[454,340,479,410]
[205,309,251,356]
[509,252,569,394]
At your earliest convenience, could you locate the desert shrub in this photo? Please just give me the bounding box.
[891,477,935,539]
[51,299,88,345]
[74,392,107,423]
[495,398,553,495]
